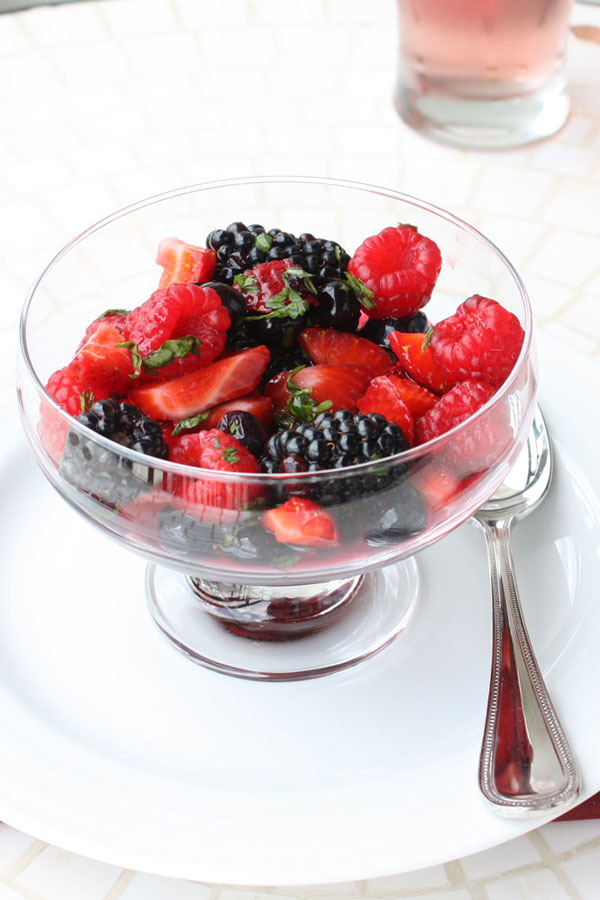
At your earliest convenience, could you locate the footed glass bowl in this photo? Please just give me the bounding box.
[17,177,536,680]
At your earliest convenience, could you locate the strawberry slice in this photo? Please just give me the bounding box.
[387,373,438,419]
[169,392,273,437]
[388,331,449,394]
[128,345,270,421]
[357,375,415,444]
[263,497,338,546]
[410,464,465,513]
[156,237,216,289]
[71,321,135,393]
[264,364,372,415]
[202,393,273,429]
[299,328,392,377]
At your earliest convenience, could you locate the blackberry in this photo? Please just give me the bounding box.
[61,399,168,507]
[217,411,268,459]
[262,409,411,506]
[293,234,351,286]
[361,311,431,350]
[243,313,307,352]
[312,279,361,332]
[206,223,350,286]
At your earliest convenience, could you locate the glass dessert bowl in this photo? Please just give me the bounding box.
[17,177,536,680]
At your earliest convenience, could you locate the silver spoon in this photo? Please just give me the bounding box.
[475,406,580,817]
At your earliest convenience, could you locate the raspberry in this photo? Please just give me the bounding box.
[429,295,525,388]
[126,284,230,380]
[348,225,441,319]
[171,429,262,510]
[40,366,109,463]
[416,379,511,475]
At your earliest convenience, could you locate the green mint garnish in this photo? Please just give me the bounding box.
[245,265,316,322]
[117,341,144,377]
[229,421,241,436]
[275,366,333,428]
[422,326,434,351]
[233,271,260,293]
[255,232,272,253]
[334,243,342,262]
[213,437,221,449]
[100,308,130,317]
[345,272,376,309]
[222,446,239,465]
[117,335,203,378]
[79,390,95,412]
[171,410,210,437]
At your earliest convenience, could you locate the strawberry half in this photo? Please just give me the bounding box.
[357,375,415,445]
[129,345,270,421]
[265,364,372,416]
[156,237,216,289]
[263,497,338,546]
[299,328,392,377]
[387,373,438,419]
[410,464,465,514]
[348,224,442,319]
[388,331,449,394]
[71,321,135,393]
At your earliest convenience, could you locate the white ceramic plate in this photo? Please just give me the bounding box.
[2,334,600,885]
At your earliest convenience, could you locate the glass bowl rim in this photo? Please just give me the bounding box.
[19,175,533,484]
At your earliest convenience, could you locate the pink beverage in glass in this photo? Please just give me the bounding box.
[395,0,573,149]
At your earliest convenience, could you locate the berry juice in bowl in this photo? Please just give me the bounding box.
[395,0,573,149]
[17,177,536,679]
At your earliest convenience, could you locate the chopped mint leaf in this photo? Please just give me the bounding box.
[79,390,95,412]
[234,271,259,293]
[117,335,202,378]
[100,308,130,318]
[245,266,314,322]
[275,366,331,427]
[229,421,241,436]
[334,244,342,262]
[171,410,210,437]
[345,272,376,309]
[422,326,434,351]
[140,335,202,371]
[255,232,272,252]
[116,341,144,377]
[213,437,222,449]
[222,446,239,464]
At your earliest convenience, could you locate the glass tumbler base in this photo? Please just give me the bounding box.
[395,74,570,150]
[146,559,421,681]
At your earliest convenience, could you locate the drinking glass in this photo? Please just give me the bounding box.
[395,0,574,149]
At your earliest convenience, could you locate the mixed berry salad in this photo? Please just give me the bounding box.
[41,220,525,561]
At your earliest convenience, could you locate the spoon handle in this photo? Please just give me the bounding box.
[478,518,580,817]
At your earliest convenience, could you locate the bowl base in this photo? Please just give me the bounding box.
[145,559,421,681]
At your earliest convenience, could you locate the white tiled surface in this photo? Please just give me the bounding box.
[2,0,600,897]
